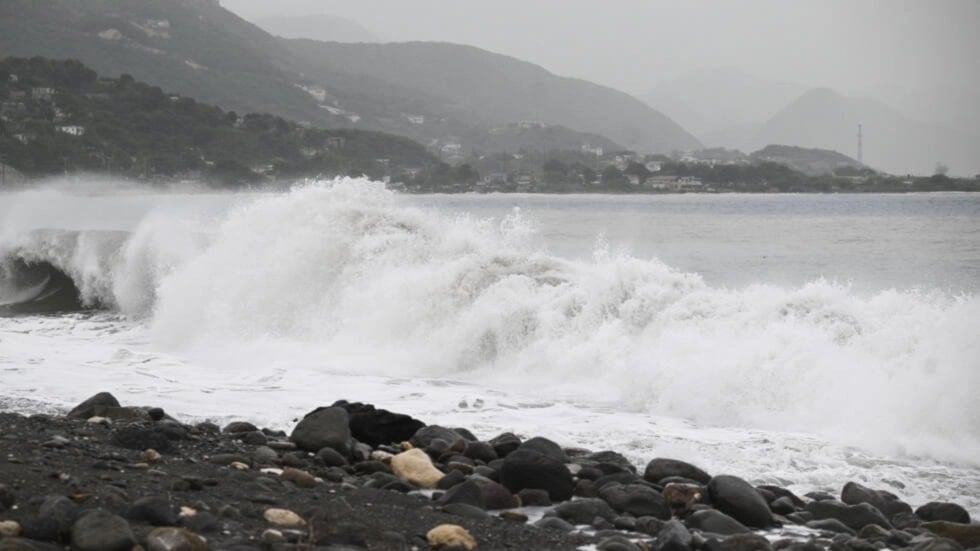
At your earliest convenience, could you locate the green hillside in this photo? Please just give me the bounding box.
[0,0,699,158]
[0,57,440,184]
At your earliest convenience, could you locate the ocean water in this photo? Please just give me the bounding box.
[1,178,978,515]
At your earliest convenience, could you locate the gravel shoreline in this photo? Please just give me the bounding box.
[0,392,977,551]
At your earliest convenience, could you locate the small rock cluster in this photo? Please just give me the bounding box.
[0,392,977,551]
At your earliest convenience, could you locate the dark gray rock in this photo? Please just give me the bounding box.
[125,496,176,526]
[314,447,348,467]
[462,441,498,463]
[806,500,891,530]
[69,510,135,551]
[806,518,858,535]
[289,406,351,455]
[770,496,796,515]
[841,481,911,519]
[468,475,519,509]
[599,483,670,519]
[500,447,574,502]
[66,392,120,419]
[332,400,426,447]
[756,485,805,507]
[436,478,484,509]
[222,421,258,433]
[519,436,569,462]
[436,469,466,490]
[707,475,775,528]
[595,472,643,490]
[644,458,711,485]
[554,498,618,525]
[517,488,551,507]
[656,519,694,551]
[635,516,666,536]
[240,431,267,446]
[915,502,971,524]
[581,450,637,474]
[408,425,465,449]
[702,533,773,551]
[488,432,522,457]
[685,509,751,535]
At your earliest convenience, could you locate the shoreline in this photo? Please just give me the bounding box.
[0,392,977,550]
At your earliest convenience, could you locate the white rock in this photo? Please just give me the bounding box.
[263,508,306,528]
[391,448,445,489]
[426,524,477,550]
[0,520,21,536]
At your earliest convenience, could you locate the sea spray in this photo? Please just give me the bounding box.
[1,179,978,465]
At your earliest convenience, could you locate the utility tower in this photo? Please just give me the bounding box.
[857,124,863,164]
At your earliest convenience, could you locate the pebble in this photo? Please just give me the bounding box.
[261,528,286,543]
[426,524,477,550]
[0,520,21,536]
[141,448,163,463]
[280,467,318,488]
[263,508,306,528]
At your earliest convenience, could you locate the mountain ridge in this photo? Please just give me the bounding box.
[0,0,700,157]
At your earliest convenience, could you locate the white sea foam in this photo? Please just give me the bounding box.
[1,179,978,513]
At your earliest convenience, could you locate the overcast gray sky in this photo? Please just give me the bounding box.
[221,0,978,102]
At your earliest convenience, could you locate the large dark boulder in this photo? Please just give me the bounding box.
[579,450,637,474]
[331,400,425,447]
[706,475,774,528]
[655,520,693,551]
[553,498,618,525]
[289,407,351,455]
[488,432,522,457]
[644,458,711,485]
[66,392,120,419]
[599,483,670,519]
[806,500,891,531]
[70,509,135,551]
[519,437,569,463]
[841,481,912,519]
[685,509,750,535]
[499,438,574,502]
[408,425,466,449]
[915,502,971,524]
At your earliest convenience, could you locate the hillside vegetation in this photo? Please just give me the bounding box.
[0,0,700,158]
[0,57,440,184]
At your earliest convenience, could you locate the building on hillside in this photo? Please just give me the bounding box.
[403,114,425,125]
[581,144,604,156]
[325,136,346,149]
[32,87,55,100]
[645,161,662,173]
[56,125,85,137]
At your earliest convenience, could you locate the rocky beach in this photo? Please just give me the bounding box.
[0,392,976,551]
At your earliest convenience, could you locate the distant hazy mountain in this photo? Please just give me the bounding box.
[0,0,700,156]
[255,14,380,43]
[706,88,980,176]
[284,40,702,154]
[644,68,808,137]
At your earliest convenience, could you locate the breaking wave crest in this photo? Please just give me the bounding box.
[2,179,978,462]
